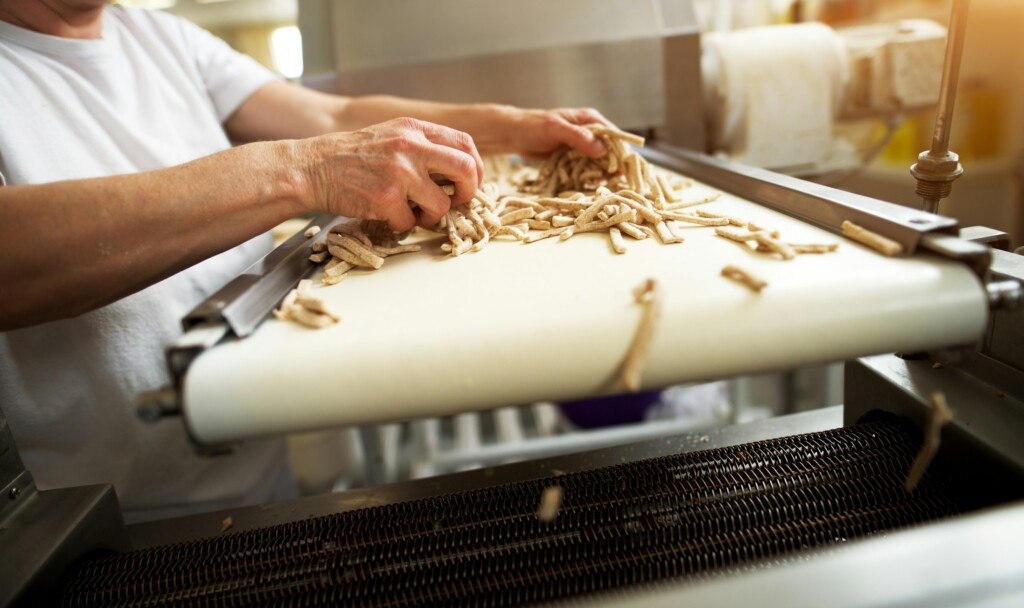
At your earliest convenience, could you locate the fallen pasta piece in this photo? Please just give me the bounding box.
[662,192,721,211]
[714,226,757,244]
[792,243,840,254]
[661,212,730,227]
[714,227,795,260]
[608,227,627,254]
[696,209,746,227]
[621,278,663,392]
[524,226,571,244]
[536,486,564,523]
[617,221,649,240]
[321,258,353,285]
[744,222,780,239]
[842,220,905,256]
[752,232,796,260]
[273,280,342,329]
[303,225,321,239]
[374,243,422,256]
[654,221,684,244]
[721,265,767,293]
[904,391,954,492]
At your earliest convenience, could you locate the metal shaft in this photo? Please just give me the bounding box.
[930,0,970,157]
[911,0,970,214]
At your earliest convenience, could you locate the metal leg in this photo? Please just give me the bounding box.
[358,425,386,487]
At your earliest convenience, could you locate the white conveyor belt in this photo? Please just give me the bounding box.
[183,183,987,444]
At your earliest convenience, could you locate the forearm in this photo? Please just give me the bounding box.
[332,96,521,155]
[0,141,306,330]
[227,82,608,161]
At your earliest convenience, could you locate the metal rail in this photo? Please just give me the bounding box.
[642,144,959,250]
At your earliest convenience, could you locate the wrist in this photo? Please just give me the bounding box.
[262,139,314,215]
[471,104,523,155]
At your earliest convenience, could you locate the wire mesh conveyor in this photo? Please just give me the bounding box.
[61,419,965,606]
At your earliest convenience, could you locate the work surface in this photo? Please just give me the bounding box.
[184,178,987,444]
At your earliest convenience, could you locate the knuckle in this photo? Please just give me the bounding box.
[371,181,405,207]
[389,135,418,154]
[542,113,564,130]
[450,129,473,151]
[390,116,423,131]
[451,153,476,179]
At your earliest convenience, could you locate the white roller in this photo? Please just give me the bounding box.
[183,183,987,444]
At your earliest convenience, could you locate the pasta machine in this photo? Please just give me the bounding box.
[4,0,1024,605]
[3,138,1022,606]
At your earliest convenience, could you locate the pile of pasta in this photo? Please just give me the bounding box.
[434,124,721,257]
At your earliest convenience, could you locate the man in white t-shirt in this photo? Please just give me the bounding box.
[0,0,612,522]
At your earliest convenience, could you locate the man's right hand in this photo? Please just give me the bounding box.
[293,118,484,231]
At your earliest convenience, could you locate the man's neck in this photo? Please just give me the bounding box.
[0,0,106,40]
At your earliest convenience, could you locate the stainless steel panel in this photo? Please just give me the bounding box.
[662,30,706,150]
[332,38,667,132]
[844,354,1024,509]
[1,484,129,606]
[0,404,26,514]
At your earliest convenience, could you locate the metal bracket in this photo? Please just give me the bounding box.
[960,226,1011,251]
[918,232,992,279]
[184,214,344,337]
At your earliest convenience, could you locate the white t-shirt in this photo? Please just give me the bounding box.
[0,6,291,522]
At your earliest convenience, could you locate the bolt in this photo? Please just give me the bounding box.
[8,486,20,500]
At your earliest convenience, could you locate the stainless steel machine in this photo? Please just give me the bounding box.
[3,1,1024,605]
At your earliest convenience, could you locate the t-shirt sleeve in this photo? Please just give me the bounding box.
[177,19,281,123]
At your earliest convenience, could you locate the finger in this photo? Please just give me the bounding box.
[406,177,452,228]
[414,121,485,186]
[555,119,607,159]
[560,107,614,128]
[421,145,479,207]
[381,197,417,233]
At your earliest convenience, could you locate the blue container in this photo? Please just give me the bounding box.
[558,390,662,429]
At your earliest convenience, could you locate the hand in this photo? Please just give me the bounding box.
[296,118,483,231]
[506,107,615,161]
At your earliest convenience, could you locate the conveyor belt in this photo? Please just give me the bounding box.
[182,176,987,444]
[61,419,965,606]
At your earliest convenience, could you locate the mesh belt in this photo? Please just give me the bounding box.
[61,419,961,606]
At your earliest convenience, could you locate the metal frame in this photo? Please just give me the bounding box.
[845,354,1024,510]
[0,404,130,606]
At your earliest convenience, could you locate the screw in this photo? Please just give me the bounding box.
[8,487,20,500]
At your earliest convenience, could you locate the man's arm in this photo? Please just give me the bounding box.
[0,119,480,331]
[225,81,611,160]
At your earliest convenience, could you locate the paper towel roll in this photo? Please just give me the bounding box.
[702,23,848,170]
